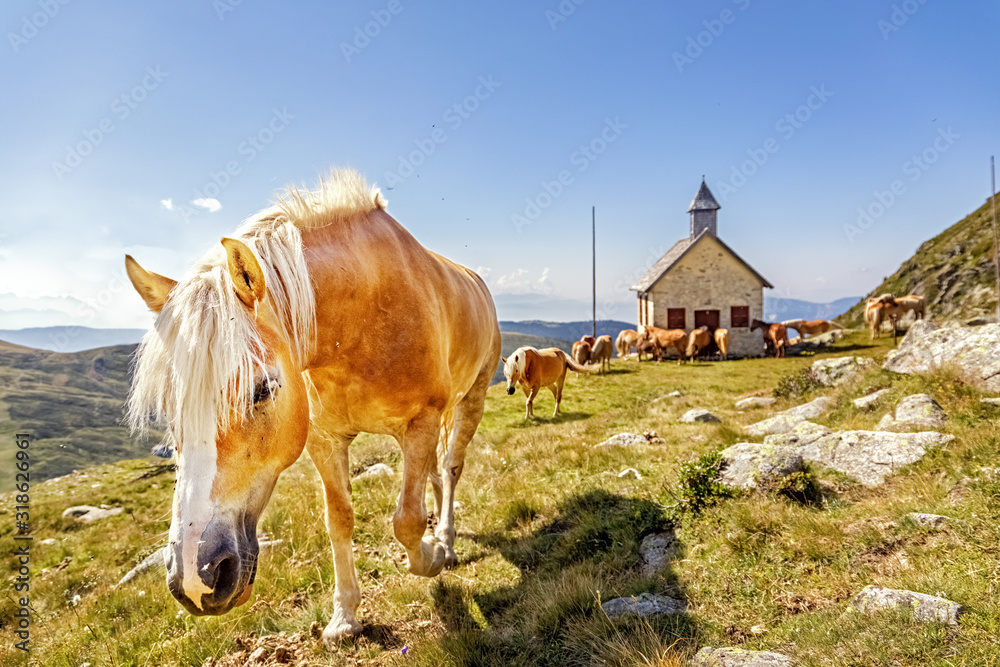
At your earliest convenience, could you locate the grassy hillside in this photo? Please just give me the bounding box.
[0,342,158,492]
[840,195,1000,326]
[4,331,999,665]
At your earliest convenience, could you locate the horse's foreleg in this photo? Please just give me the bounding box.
[525,385,540,419]
[396,409,448,578]
[305,431,362,646]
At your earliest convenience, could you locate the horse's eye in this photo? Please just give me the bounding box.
[253,375,280,404]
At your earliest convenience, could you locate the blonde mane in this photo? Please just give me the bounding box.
[127,168,384,445]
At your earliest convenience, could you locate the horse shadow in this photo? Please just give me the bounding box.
[435,489,699,664]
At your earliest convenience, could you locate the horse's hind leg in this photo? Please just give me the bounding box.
[396,408,449,578]
[434,364,492,568]
[305,430,362,646]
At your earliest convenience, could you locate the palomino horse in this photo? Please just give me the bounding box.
[125,170,501,648]
[639,324,688,363]
[685,326,713,361]
[571,340,591,366]
[502,346,597,418]
[751,319,789,358]
[714,328,730,360]
[781,318,844,338]
[589,334,613,373]
[615,328,642,359]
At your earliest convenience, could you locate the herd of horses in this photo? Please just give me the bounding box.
[122,169,929,647]
[864,293,926,341]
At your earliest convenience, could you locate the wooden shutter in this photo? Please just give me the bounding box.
[731,306,749,328]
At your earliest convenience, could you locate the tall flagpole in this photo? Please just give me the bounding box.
[592,206,596,339]
[992,156,999,322]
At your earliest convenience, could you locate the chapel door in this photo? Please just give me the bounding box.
[695,309,719,331]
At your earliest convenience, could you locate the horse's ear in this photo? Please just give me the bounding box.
[221,238,266,308]
[125,255,177,313]
[501,357,507,365]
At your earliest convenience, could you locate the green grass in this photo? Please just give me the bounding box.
[3,331,1000,665]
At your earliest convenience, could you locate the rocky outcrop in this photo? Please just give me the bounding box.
[799,430,954,487]
[691,647,797,666]
[639,532,679,576]
[877,394,947,431]
[601,593,686,619]
[884,321,1000,391]
[846,586,964,624]
[906,512,952,528]
[718,443,804,489]
[680,409,721,423]
[745,397,833,436]
[811,356,874,387]
[762,421,832,449]
[735,397,776,409]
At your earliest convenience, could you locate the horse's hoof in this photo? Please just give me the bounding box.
[322,616,363,649]
[443,547,459,569]
[409,536,447,577]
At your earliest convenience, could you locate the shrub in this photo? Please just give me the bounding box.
[674,451,734,515]
[773,367,823,399]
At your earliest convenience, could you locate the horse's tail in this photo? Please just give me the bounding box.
[436,406,456,467]
[562,351,600,374]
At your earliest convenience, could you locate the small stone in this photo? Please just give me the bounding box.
[41,538,58,546]
[846,585,964,624]
[906,512,952,528]
[62,506,124,523]
[354,463,394,480]
[735,397,776,409]
[679,409,721,423]
[853,389,890,409]
[596,433,649,447]
[691,646,797,666]
[601,592,685,619]
[249,646,269,663]
[618,468,642,479]
[666,390,683,398]
[981,397,1000,406]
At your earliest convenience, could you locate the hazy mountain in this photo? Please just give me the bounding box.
[0,326,146,352]
[499,320,634,343]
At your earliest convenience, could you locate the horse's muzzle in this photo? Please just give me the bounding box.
[166,519,259,616]
[506,386,515,395]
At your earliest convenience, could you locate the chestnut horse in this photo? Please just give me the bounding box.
[639,324,688,363]
[572,340,591,366]
[125,169,501,648]
[502,346,597,418]
[781,318,844,337]
[751,319,789,358]
[615,329,642,359]
[589,334,613,373]
[714,328,730,360]
[686,326,713,361]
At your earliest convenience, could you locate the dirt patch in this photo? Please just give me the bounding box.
[203,632,316,667]
[844,516,897,537]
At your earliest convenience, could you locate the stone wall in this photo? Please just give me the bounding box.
[641,235,765,357]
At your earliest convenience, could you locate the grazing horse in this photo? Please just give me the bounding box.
[895,294,925,321]
[502,346,597,418]
[751,319,789,358]
[125,169,501,648]
[685,326,713,361]
[581,335,596,348]
[615,329,642,359]
[571,340,591,366]
[639,324,688,363]
[781,318,844,338]
[636,338,657,361]
[714,328,730,360]
[589,334,613,373]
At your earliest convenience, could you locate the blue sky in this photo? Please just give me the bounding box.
[2,0,997,328]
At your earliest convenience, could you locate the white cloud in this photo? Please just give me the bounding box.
[475,266,492,280]
[492,267,555,295]
[191,198,222,213]
[160,198,174,211]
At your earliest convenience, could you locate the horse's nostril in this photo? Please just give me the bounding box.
[507,387,515,395]
[212,553,240,599]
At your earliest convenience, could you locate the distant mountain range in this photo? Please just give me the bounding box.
[499,320,634,342]
[762,296,861,323]
[0,326,147,352]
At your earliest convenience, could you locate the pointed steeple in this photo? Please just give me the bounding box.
[688,178,720,238]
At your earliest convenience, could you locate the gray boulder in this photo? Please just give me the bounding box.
[884,321,1000,391]
[781,396,834,419]
[691,647,797,666]
[735,396,776,409]
[762,421,832,449]
[680,409,721,423]
[601,593,686,619]
[62,506,123,523]
[353,463,394,480]
[639,532,678,576]
[718,443,804,489]
[846,586,964,624]
[811,356,874,387]
[745,397,833,436]
[853,389,890,409]
[800,430,954,487]
[596,433,650,447]
[878,394,947,431]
